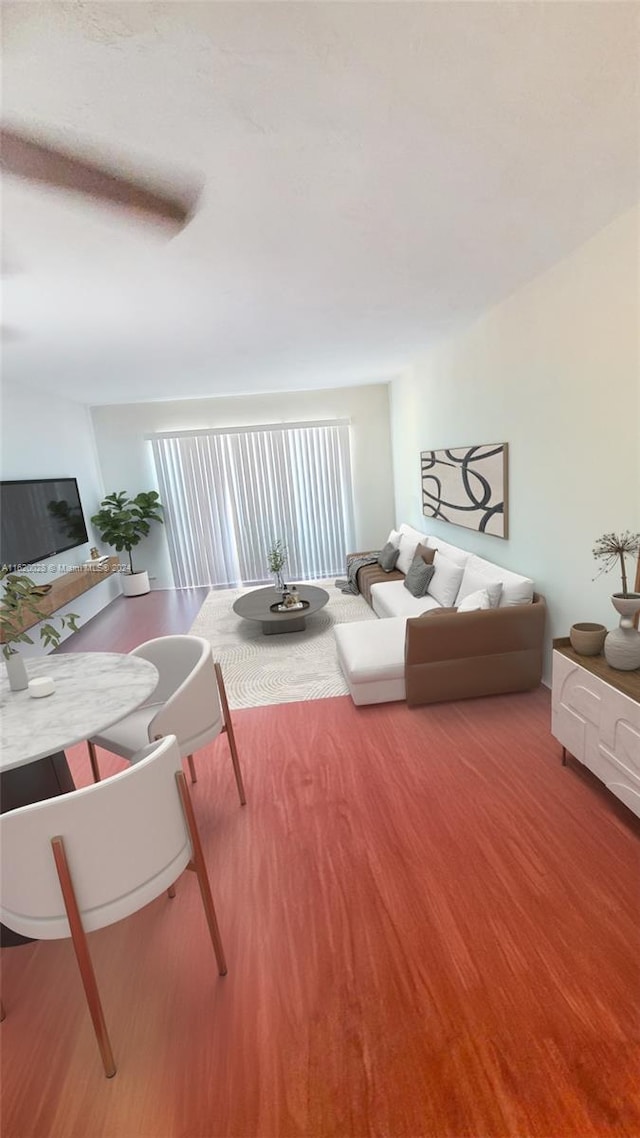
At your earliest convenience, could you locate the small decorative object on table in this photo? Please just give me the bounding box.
[592,530,640,670]
[269,598,309,613]
[28,676,55,699]
[569,622,607,657]
[266,538,288,596]
[281,588,304,610]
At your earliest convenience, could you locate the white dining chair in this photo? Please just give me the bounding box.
[86,635,246,804]
[0,734,227,1078]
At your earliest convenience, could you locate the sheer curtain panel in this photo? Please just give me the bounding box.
[150,422,355,589]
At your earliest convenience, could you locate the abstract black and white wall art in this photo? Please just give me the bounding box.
[420,443,508,538]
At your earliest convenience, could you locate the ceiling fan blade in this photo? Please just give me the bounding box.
[0,126,198,229]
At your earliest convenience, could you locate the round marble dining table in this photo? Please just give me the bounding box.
[0,652,159,773]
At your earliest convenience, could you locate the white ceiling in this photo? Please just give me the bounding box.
[2,1,638,406]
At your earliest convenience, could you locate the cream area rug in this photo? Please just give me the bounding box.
[188,579,376,709]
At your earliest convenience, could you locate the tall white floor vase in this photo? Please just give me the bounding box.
[604,593,640,670]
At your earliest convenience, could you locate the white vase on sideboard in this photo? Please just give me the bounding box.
[604,593,640,670]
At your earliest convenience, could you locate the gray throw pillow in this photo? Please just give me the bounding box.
[403,553,436,597]
[378,542,400,572]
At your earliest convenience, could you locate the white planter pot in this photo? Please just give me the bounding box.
[122,570,150,597]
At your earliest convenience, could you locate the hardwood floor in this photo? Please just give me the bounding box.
[58,586,210,653]
[2,593,640,1137]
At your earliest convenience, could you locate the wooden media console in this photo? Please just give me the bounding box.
[0,557,121,643]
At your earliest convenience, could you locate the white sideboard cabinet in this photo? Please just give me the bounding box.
[551,641,640,819]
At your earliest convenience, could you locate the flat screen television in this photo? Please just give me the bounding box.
[0,478,89,568]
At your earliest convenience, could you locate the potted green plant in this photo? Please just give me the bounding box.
[91,490,164,597]
[266,538,288,593]
[1,567,79,691]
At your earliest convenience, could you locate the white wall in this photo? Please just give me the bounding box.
[0,379,121,653]
[91,383,395,588]
[390,205,640,682]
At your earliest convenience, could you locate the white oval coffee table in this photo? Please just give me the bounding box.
[233,584,329,635]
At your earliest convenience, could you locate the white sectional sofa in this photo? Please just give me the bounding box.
[334,523,546,707]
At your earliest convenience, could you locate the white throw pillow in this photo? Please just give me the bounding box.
[396,531,420,575]
[457,588,491,613]
[424,535,469,567]
[455,559,503,607]
[456,553,532,608]
[427,551,465,608]
[387,528,402,549]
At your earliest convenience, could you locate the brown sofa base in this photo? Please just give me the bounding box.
[404,650,542,707]
[404,596,546,707]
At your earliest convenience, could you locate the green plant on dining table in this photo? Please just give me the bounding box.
[592,531,640,597]
[0,566,79,660]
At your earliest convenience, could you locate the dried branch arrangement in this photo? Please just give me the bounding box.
[592,531,640,597]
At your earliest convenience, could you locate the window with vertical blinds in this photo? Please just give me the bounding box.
[149,421,355,589]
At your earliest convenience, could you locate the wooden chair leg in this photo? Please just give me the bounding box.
[87,740,101,784]
[187,754,197,784]
[51,836,116,1078]
[175,771,227,976]
[0,999,5,1022]
[215,662,246,806]
[167,884,176,899]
